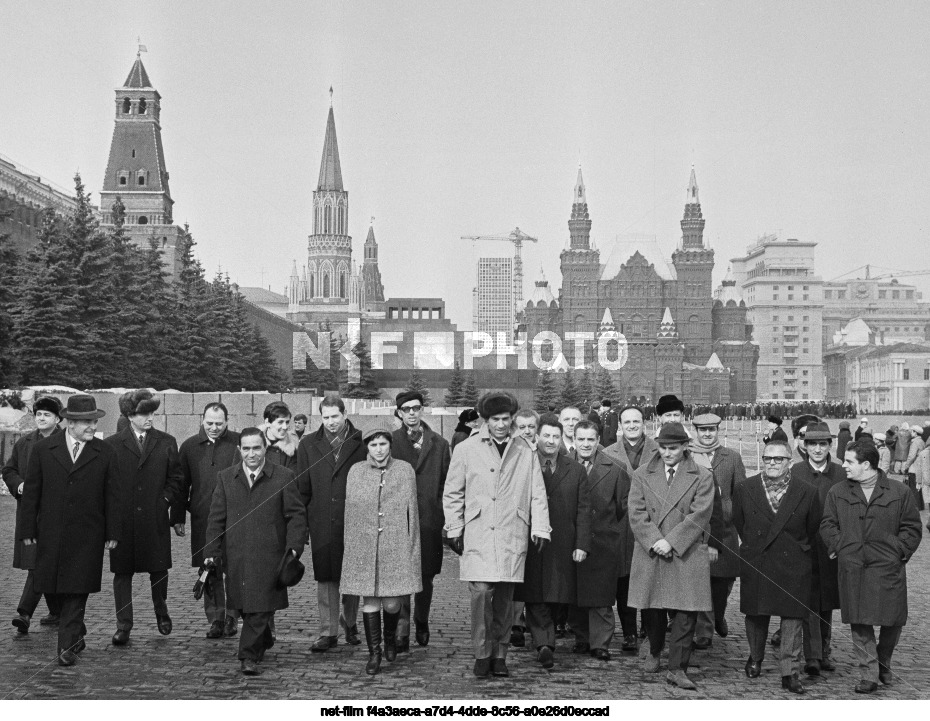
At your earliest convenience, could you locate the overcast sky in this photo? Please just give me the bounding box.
[3,2,928,328]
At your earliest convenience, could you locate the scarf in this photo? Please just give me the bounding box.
[762,473,790,512]
[689,437,720,470]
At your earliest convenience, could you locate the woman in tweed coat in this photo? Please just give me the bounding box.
[342,425,421,675]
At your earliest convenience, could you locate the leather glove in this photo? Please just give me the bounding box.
[533,536,548,553]
[444,536,464,556]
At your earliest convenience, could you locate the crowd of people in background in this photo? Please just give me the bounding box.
[2,387,925,697]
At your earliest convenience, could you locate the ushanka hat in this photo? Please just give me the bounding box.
[767,415,783,426]
[656,394,684,416]
[33,395,63,417]
[457,408,479,425]
[60,394,106,420]
[118,389,161,417]
[477,391,519,420]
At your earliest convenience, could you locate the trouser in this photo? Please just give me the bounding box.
[239,611,275,662]
[525,602,559,650]
[642,608,697,671]
[48,593,88,655]
[850,624,902,683]
[317,581,359,637]
[468,581,514,660]
[695,577,735,640]
[398,574,435,638]
[114,571,169,631]
[204,561,239,623]
[17,570,60,618]
[745,615,803,677]
[512,601,525,628]
[614,575,638,637]
[802,608,833,661]
[569,605,615,651]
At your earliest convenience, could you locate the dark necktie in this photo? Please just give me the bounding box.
[583,460,592,474]
[249,472,256,487]
[72,441,80,462]
[543,459,553,479]
[667,466,675,486]
[138,434,145,450]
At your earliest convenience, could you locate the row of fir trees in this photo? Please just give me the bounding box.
[532,366,618,413]
[0,175,287,392]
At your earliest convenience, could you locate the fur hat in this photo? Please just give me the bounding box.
[767,415,783,426]
[119,389,161,418]
[477,391,519,420]
[33,395,62,418]
[395,391,425,408]
[457,408,479,425]
[656,394,684,416]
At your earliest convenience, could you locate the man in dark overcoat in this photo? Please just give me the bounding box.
[205,427,307,676]
[18,395,120,666]
[296,394,365,651]
[571,421,629,662]
[822,440,922,694]
[596,400,619,447]
[515,414,590,669]
[391,390,451,650]
[790,421,846,675]
[174,401,241,638]
[6,395,63,632]
[107,390,184,645]
[689,413,746,649]
[733,439,820,694]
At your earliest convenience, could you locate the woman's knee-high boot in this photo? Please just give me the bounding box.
[363,611,382,675]
[383,609,400,662]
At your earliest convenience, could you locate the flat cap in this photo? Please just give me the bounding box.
[692,413,722,428]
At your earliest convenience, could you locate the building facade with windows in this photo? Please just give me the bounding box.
[475,256,515,344]
[821,277,930,350]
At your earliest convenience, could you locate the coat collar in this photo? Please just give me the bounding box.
[234,461,276,491]
[394,420,436,471]
[744,473,777,520]
[762,477,807,549]
[642,452,703,525]
[196,426,235,446]
[50,433,101,475]
[583,450,615,492]
[118,424,159,465]
[844,470,891,506]
[311,419,362,471]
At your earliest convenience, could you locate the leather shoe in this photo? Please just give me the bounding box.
[804,659,821,676]
[39,613,60,626]
[692,637,712,650]
[638,624,647,639]
[58,649,77,667]
[415,621,430,647]
[666,669,697,690]
[112,629,130,646]
[223,616,239,638]
[473,657,491,678]
[855,680,878,694]
[263,625,275,649]
[782,674,805,694]
[509,625,525,647]
[591,648,610,661]
[745,657,762,678]
[572,641,590,654]
[341,618,361,645]
[206,620,224,639]
[396,636,410,654]
[714,616,729,638]
[643,654,661,673]
[879,664,893,685]
[491,658,509,677]
[538,646,554,669]
[770,628,781,647]
[241,659,262,676]
[73,638,86,655]
[12,614,30,634]
[621,634,638,654]
[820,655,836,672]
[156,614,172,636]
[312,635,337,652]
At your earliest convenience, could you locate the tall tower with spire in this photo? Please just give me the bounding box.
[568,167,591,250]
[360,222,385,312]
[671,165,714,361]
[560,166,600,361]
[306,92,352,304]
[100,52,182,279]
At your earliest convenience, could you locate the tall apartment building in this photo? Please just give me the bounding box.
[729,235,823,400]
[475,256,514,343]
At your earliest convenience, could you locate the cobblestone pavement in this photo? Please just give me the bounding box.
[1,496,928,700]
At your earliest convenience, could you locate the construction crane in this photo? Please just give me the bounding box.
[830,264,930,282]
[461,227,539,321]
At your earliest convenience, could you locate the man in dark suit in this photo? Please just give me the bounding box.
[733,439,820,694]
[595,400,619,446]
[296,394,365,651]
[175,402,241,639]
[107,390,184,646]
[391,390,451,651]
[19,395,120,666]
[6,395,63,633]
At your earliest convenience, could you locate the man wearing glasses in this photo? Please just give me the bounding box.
[391,391,451,651]
[790,421,846,676]
[732,440,820,694]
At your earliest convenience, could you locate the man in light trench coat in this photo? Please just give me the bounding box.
[444,391,551,679]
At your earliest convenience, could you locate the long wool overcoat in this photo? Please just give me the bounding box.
[443,426,551,583]
[732,473,820,618]
[791,456,846,611]
[516,454,590,604]
[205,463,306,613]
[820,473,922,627]
[296,421,366,583]
[3,428,62,569]
[628,453,714,612]
[340,457,422,598]
[106,426,184,574]
[707,446,746,579]
[174,427,241,567]
[391,422,451,579]
[19,434,120,594]
[575,452,630,608]
[603,435,660,475]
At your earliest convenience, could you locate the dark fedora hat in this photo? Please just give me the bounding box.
[803,422,833,442]
[60,394,106,420]
[276,550,305,589]
[656,422,690,444]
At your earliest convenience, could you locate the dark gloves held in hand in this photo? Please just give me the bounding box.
[444,536,464,556]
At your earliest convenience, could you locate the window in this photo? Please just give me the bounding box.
[788,316,794,321]
[773,294,779,301]
[803,326,809,332]
[773,286,779,291]
[824,290,832,299]
[907,290,914,300]
[893,290,900,299]
[772,380,778,387]
[137,174,146,186]
[119,175,128,186]
[803,285,809,291]
[903,369,910,380]
[138,98,147,114]
[122,97,131,114]
[803,316,809,321]
[788,285,794,291]
[131,149,136,158]
[924,369,929,381]
[803,370,809,376]
[773,315,779,321]
[138,216,148,225]
[803,294,808,300]
[788,294,794,300]
[879,290,887,299]
[838,291,846,299]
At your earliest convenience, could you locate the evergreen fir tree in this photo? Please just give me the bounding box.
[248,323,288,392]
[207,271,241,389]
[135,237,174,389]
[559,369,584,409]
[578,368,595,411]
[460,372,480,407]
[444,362,465,406]
[404,368,432,406]
[533,370,561,413]
[593,367,618,406]
[342,339,381,399]
[172,226,213,391]
[0,211,19,385]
